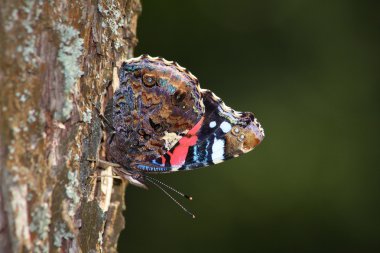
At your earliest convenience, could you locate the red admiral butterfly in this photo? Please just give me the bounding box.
[97,55,264,217]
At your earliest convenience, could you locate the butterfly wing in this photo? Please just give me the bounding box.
[133,89,265,173]
[106,55,264,173]
[106,56,205,169]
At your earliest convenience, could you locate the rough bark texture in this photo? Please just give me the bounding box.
[0,0,141,252]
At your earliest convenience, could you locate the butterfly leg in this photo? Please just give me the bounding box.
[88,157,148,189]
[88,157,121,169]
[86,156,115,212]
[88,174,122,180]
[87,157,123,183]
[112,166,148,190]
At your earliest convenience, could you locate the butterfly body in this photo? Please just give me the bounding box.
[105,55,264,182]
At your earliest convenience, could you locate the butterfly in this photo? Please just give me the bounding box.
[97,55,264,217]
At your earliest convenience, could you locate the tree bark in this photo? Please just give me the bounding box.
[0,0,141,252]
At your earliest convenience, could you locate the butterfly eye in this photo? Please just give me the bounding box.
[143,74,156,87]
[172,90,186,106]
[131,171,144,180]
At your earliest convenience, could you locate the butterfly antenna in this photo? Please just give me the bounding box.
[145,175,193,200]
[145,177,196,219]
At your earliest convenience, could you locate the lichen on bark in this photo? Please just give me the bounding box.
[0,0,141,252]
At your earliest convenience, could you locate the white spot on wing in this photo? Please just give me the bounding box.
[220,121,232,133]
[212,137,225,164]
[209,121,216,128]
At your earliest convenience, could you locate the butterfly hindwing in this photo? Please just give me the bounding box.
[133,89,265,172]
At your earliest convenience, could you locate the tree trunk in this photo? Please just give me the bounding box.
[0,0,141,252]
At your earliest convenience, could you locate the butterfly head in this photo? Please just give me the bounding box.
[113,167,148,189]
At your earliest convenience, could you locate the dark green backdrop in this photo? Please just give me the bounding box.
[119,0,380,252]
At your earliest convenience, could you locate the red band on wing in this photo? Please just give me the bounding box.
[169,117,204,167]
[160,155,166,166]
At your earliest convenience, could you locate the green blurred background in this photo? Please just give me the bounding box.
[119,0,380,252]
